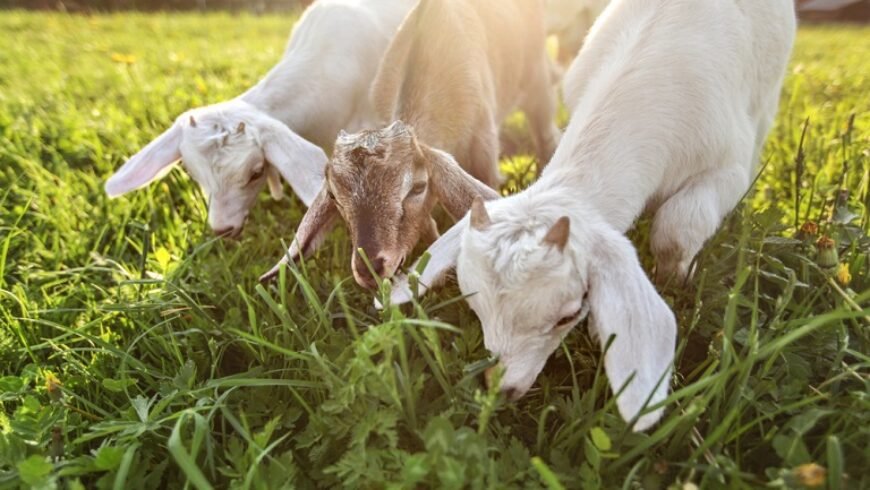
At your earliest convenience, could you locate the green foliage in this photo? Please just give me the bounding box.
[1,12,868,490]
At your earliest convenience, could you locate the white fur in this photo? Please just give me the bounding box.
[391,0,796,431]
[105,0,416,234]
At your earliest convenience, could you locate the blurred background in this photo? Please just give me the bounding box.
[799,0,870,20]
[0,0,868,20]
[0,0,312,12]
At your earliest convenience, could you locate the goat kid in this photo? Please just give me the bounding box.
[388,0,797,431]
[104,0,415,237]
[261,0,560,288]
[259,121,500,288]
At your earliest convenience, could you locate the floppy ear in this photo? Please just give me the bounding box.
[587,226,677,432]
[105,122,182,197]
[421,145,500,220]
[388,216,466,305]
[259,185,339,283]
[259,119,327,207]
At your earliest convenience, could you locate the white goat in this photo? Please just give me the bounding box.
[104,0,416,237]
[389,0,797,431]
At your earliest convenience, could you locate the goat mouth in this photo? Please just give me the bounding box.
[223,229,243,240]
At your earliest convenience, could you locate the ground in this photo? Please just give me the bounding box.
[0,12,868,490]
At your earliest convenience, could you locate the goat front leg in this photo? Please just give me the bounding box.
[520,55,561,175]
[651,163,750,285]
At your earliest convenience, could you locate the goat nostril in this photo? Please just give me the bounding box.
[372,257,386,276]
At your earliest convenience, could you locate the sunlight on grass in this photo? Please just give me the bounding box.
[0,12,868,489]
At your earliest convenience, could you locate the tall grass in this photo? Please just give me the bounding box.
[0,12,868,489]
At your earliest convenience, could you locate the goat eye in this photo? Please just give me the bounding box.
[408,182,427,197]
[248,168,265,184]
[554,308,584,329]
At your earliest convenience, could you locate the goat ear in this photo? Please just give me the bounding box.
[388,217,466,305]
[587,226,676,432]
[542,217,570,251]
[259,185,339,283]
[470,197,491,231]
[266,165,284,201]
[260,119,327,207]
[105,122,182,197]
[422,145,500,220]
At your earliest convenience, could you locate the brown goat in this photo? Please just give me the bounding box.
[261,0,559,288]
[260,122,498,287]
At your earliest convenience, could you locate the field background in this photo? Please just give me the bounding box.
[0,12,868,489]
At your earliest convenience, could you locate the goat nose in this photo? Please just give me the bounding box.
[484,365,523,400]
[371,257,386,277]
[357,254,386,277]
[501,387,522,401]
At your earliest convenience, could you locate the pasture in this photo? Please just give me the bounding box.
[0,11,868,489]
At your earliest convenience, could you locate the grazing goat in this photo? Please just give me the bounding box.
[260,0,560,287]
[104,0,415,237]
[259,122,500,288]
[389,0,797,431]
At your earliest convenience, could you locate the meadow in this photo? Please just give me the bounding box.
[0,11,868,489]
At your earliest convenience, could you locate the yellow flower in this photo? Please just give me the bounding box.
[44,371,62,391]
[836,263,852,286]
[44,371,63,402]
[110,53,137,65]
[794,463,826,488]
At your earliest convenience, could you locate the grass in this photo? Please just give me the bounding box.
[0,11,868,490]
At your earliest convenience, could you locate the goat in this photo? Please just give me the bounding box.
[259,121,500,288]
[104,0,416,237]
[387,0,797,431]
[260,0,560,288]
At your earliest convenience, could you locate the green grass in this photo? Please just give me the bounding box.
[1,11,868,490]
